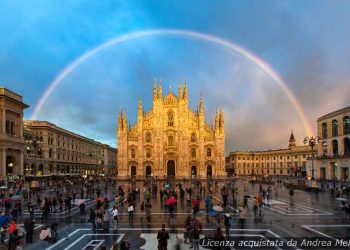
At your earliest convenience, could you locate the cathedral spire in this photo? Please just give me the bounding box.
[178,81,183,99]
[219,108,224,130]
[183,81,188,101]
[215,108,219,130]
[153,79,157,101]
[158,80,163,99]
[199,94,204,114]
[123,111,127,131]
[118,109,123,130]
[138,97,143,113]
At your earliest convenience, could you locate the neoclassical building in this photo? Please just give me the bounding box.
[0,88,28,184]
[316,106,350,180]
[117,81,225,178]
[226,131,312,177]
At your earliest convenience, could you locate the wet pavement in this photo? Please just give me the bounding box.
[2,179,349,250]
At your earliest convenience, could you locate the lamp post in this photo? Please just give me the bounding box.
[303,136,321,181]
[25,135,43,177]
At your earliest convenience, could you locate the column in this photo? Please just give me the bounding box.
[1,149,6,179]
[19,114,23,138]
[1,109,5,133]
[19,151,24,176]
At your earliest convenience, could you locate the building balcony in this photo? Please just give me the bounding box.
[315,154,350,160]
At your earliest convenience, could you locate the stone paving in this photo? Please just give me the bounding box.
[2,179,349,249]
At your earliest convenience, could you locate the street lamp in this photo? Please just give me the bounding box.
[303,136,321,181]
[25,135,43,176]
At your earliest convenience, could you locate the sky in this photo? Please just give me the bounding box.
[1,0,350,152]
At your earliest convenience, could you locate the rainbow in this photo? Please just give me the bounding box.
[31,29,314,136]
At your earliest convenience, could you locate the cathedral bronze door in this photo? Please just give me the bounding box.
[146,165,151,177]
[131,166,136,177]
[207,165,212,178]
[167,160,175,178]
[191,166,197,178]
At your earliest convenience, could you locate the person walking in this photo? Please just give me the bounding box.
[140,201,145,223]
[24,218,35,243]
[88,209,96,230]
[157,224,170,250]
[238,206,247,229]
[145,201,152,223]
[0,212,10,244]
[224,213,231,237]
[191,225,201,250]
[128,203,134,223]
[112,206,119,229]
[8,229,23,250]
[103,209,109,233]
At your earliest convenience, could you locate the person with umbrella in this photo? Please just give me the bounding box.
[0,212,10,244]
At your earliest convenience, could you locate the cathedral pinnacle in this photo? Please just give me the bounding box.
[183,81,188,100]
[199,94,204,114]
[153,79,157,100]
[178,81,183,99]
[158,80,163,99]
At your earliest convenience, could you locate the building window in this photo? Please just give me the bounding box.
[322,122,328,138]
[145,132,152,143]
[131,148,136,158]
[344,138,350,156]
[5,120,10,134]
[343,116,350,135]
[49,148,52,158]
[191,133,197,142]
[168,136,174,146]
[168,110,174,127]
[332,140,338,156]
[295,155,298,159]
[191,148,196,158]
[280,156,282,160]
[207,148,211,157]
[332,119,338,137]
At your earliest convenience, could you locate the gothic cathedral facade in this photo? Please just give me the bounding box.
[117,81,225,178]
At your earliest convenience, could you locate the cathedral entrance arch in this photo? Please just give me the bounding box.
[131,166,136,177]
[207,165,212,178]
[191,165,197,178]
[146,165,151,177]
[167,160,175,178]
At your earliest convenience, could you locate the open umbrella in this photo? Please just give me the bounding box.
[0,186,8,189]
[208,210,218,216]
[75,199,85,206]
[10,195,22,201]
[213,205,224,212]
[335,198,347,201]
[2,197,10,203]
[166,197,177,205]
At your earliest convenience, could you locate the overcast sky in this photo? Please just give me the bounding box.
[1,0,350,152]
